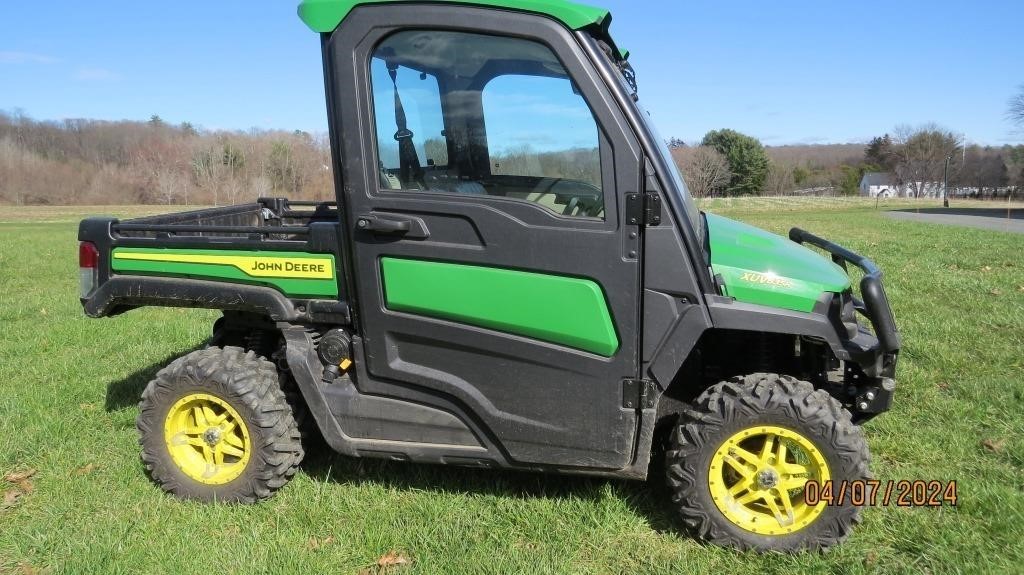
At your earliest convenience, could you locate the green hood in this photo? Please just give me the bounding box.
[706,213,851,313]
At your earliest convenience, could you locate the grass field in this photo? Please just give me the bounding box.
[1,200,1022,574]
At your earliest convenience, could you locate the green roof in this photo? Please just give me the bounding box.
[297,0,610,33]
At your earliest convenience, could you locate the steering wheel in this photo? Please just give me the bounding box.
[561,195,606,218]
[562,196,581,216]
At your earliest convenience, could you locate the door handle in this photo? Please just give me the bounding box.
[356,214,411,234]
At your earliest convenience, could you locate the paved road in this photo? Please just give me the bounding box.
[886,207,1024,235]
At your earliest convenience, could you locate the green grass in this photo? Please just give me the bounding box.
[1,202,1022,574]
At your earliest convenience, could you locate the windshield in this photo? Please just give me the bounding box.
[638,103,703,233]
[592,41,703,236]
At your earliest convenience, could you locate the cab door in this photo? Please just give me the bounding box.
[325,6,645,469]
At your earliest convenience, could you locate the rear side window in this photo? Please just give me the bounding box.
[370,62,448,183]
[369,30,605,219]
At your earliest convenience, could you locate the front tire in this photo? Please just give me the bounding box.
[137,346,304,502]
[665,373,870,552]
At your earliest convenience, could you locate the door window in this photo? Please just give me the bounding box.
[370,30,604,218]
[481,75,601,188]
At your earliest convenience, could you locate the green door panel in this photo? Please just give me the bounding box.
[380,257,619,356]
[111,248,339,298]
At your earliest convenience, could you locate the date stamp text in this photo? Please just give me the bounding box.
[804,480,957,507]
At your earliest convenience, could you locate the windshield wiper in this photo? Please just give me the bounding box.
[594,37,638,97]
[619,61,637,96]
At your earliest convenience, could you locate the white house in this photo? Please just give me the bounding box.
[859,172,897,197]
[859,172,942,198]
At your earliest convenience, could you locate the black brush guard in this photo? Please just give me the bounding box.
[789,228,900,354]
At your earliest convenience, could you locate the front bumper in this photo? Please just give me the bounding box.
[790,227,900,419]
[790,228,900,354]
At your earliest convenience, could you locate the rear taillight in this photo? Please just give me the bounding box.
[79,241,99,298]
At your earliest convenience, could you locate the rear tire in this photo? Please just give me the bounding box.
[137,346,304,502]
[208,322,318,444]
[664,373,869,552]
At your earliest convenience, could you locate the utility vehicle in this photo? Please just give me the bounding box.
[78,0,899,551]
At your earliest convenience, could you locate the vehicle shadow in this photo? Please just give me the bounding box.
[299,445,682,535]
[104,346,204,411]
[893,207,1023,219]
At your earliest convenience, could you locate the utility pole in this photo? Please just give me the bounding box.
[943,154,953,208]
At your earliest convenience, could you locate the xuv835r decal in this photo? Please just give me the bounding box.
[380,257,619,357]
[111,248,338,298]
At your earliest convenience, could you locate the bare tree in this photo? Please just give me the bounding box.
[1009,85,1024,129]
[249,174,273,198]
[0,138,26,204]
[423,137,449,167]
[223,175,247,205]
[154,167,185,205]
[959,146,1010,197]
[891,124,962,198]
[191,141,226,206]
[673,145,732,197]
[763,163,795,195]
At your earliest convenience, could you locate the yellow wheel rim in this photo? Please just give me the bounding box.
[708,425,830,535]
[163,393,251,485]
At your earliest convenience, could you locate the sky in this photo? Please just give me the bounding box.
[1,0,1021,146]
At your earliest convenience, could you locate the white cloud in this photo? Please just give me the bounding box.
[0,51,58,64]
[74,67,121,81]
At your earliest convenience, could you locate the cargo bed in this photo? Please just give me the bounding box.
[78,198,348,323]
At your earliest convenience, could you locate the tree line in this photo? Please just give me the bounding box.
[671,126,1024,198]
[2,106,1023,206]
[0,111,333,205]
[671,84,1024,198]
